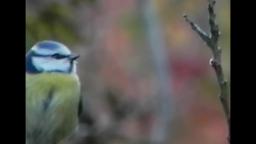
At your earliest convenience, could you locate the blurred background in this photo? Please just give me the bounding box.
[26,0,230,144]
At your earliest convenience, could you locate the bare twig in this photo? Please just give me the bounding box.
[183,0,230,135]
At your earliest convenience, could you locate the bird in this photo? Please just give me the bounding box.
[26,40,82,144]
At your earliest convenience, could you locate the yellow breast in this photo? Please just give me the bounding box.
[26,73,81,144]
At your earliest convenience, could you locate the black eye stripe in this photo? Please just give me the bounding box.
[30,51,69,59]
[51,54,68,59]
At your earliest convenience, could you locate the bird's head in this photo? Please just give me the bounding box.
[26,40,79,74]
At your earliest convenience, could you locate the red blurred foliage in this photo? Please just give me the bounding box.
[96,0,228,143]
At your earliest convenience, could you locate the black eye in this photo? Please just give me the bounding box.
[51,54,67,59]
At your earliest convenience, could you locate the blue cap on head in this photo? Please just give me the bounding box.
[37,40,62,50]
[31,40,71,56]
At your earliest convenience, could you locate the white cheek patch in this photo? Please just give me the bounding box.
[32,57,71,72]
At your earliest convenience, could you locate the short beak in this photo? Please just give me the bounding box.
[69,54,80,61]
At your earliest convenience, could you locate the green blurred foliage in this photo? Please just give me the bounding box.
[119,12,145,45]
[70,0,97,6]
[26,2,80,51]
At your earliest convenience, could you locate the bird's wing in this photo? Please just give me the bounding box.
[78,90,83,117]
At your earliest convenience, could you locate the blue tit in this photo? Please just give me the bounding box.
[26,40,82,144]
